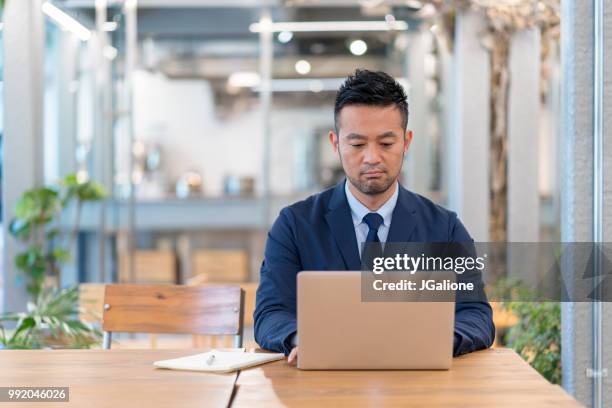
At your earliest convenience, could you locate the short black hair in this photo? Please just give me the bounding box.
[334,69,409,133]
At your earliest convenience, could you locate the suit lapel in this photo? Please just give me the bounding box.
[325,181,361,270]
[387,186,418,243]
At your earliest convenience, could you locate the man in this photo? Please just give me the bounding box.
[254,69,495,364]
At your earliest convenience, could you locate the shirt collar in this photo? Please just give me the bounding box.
[344,179,399,228]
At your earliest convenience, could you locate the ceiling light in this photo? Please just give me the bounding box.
[250,20,408,33]
[277,31,293,43]
[349,40,368,56]
[295,60,311,75]
[42,2,91,42]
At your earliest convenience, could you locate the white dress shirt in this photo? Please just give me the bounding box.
[288,180,400,349]
[344,179,399,256]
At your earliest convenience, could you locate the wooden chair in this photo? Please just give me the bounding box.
[102,284,245,349]
[186,276,258,348]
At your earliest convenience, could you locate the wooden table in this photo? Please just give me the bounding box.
[0,349,236,407]
[232,348,582,407]
[0,348,582,407]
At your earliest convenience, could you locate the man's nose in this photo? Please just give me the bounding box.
[363,144,382,164]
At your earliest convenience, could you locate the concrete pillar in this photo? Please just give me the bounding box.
[405,25,432,196]
[507,28,541,242]
[57,31,80,180]
[55,32,82,288]
[437,26,454,206]
[1,0,46,312]
[447,10,490,241]
[560,0,612,405]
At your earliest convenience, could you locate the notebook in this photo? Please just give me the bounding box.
[153,349,285,373]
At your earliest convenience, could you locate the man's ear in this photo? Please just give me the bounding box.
[404,130,413,152]
[329,131,339,154]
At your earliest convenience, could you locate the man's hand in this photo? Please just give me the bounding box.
[287,347,298,366]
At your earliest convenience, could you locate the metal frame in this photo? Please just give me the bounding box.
[102,331,112,349]
[258,8,272,226]
[124,0,138,282]
[591,0,604,406]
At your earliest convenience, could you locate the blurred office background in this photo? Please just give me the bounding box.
[1,1,611,406]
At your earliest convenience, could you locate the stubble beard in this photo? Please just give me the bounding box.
[347,173,396,195]
[338,150,403,196]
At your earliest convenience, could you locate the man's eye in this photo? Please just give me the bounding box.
[381,143,393,147]
[350,144,365,148]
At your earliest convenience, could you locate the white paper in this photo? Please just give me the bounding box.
[153,350,285,373]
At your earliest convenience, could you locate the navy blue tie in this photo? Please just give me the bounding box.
[363,213,384,243]
[362,213,384,268]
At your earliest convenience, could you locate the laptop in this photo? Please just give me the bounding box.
[297,271,455,370]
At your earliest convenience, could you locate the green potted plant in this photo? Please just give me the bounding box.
[502,301,561,384]
[492,277,561,384]
[0,174,107,349]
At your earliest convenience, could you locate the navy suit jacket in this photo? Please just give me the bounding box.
[254,180,495,356]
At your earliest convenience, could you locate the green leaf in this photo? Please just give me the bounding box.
[15,253,29,270]
[77,182,108,202]
[63,174,79,186]
[503,301,561,384]
[26,247,43,267]
[2,285,102,349]
[46,228,60,241]
[15,247,46,295]
[61,174,107,205]
[51,248,70,263]
[13,188,61,226]
[30,266,45,279]
[11,317,36,340]
[14,193,38,220]
[65,320,90,332]
[8,218,31,240]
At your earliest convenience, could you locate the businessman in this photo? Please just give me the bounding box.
[254,69,495,364]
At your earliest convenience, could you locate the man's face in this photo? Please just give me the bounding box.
[330,104,412,195]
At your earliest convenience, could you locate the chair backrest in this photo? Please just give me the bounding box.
[102,284,244,349]
[186,278,258,327]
